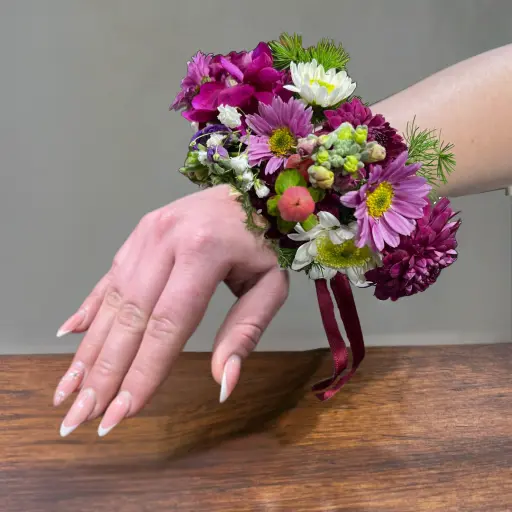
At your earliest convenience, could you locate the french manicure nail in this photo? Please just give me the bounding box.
[56,309,86,338]
[53,361,86,406]
[59,387,96,437]
[220,355,241,404]
[98,391,132,437]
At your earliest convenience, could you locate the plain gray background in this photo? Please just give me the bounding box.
[1,0,511,355]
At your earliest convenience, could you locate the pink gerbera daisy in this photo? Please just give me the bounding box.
[341,151,431,251]
[245,96,313,174]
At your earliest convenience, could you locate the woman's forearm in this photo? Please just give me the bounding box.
[373,44,512,197]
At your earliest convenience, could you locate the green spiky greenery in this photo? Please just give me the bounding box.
[404,118,456,202]
[269,32,350,71]
[233,186,268,235]
[271,244,297,269]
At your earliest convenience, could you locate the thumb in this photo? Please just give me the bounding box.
[212,267,289,403]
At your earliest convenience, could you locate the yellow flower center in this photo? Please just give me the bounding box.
[268,127,296,156]
[366,181,394,218]
[309,78,336,94]
[315,236,373,270]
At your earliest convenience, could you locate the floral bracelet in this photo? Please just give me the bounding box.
[171,33,461,400]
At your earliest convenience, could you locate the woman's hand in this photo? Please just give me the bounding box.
[54,185,289,437]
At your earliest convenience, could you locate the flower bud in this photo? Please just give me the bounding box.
[308,165,335,189]
[354,125,368,145]
[336,122,354,141]
[362,142,387,163]
[316,148,330,165]
[343,155,361,174]
[318,133,336,149]
[297,137,318,156]
[254,179,270,198]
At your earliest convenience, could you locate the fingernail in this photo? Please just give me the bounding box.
[53,361,86,406]
[98,391,132,437]
[56,309,86,338]
[59,387,96,437]
[220,355,241,404]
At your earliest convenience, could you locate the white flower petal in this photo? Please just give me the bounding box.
[329,227,354,245]
[217,105,241,129]
[318,211,341,229]
[291,242,314,270]
[310,265,337,280]
[345,267,369,288]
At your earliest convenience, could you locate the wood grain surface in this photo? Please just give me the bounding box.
[1,344,511,511]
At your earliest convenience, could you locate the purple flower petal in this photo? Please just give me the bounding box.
[219,56,244,82]
[191,82,224,111]
[218,84,255,108]
[265,156,285,175]
[385,209,416,236]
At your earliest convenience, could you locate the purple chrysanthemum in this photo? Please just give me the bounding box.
[171,52,213,111]
[245,96,313,174]
[341,151,431,251]
[365,198,461,301]
[325,98,407,162]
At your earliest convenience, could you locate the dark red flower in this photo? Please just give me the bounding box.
[324,98,407,162]
[365,198,461,301]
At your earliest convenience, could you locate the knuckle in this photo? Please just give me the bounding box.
[233,321,263,355]
[186,227,219,254]
[153,209,177,241]
[94,357,120,379]
[117,302,147,332]
[140,211,158,229]
[104,288,123,309]
[146,314,179,341]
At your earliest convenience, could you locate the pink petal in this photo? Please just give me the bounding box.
[371,218,385,251]
[385,209,416,236]
[218,84,255,108]
[191,82,224,110]
[265,156,285,175]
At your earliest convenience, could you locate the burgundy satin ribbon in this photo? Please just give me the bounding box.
[313,274,365,401]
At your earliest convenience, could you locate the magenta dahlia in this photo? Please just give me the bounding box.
[341,151,431,251]
[245,96,313,174]
[325,98,407,162]
[365,198,461,301]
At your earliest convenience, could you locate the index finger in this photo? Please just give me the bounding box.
[97,253,225,435]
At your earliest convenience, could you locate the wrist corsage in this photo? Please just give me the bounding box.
[171,34,461,400]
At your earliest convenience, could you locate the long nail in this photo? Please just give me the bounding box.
[59,387,96,437]
[53,361,86,406]
[56,309,86,338]
[98,391,132,437]
[220,355,241,404]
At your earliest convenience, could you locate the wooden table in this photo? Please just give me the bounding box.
[1,344,512,511]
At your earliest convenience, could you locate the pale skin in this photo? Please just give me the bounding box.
[55,44,512,437]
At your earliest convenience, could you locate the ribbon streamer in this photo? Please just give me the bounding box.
[313,274,365,401]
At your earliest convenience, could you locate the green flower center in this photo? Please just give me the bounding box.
[366,181,394,218]
[269,127,296,156]
[316,237,373,270]
[309,78,335,94]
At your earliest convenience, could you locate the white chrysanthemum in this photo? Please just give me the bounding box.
[217,104,242,128]
[288,212,378,285]
[284,59,356,108]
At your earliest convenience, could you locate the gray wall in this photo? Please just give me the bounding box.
[1,0,510,354]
